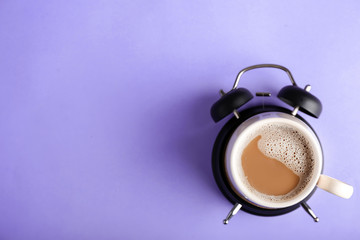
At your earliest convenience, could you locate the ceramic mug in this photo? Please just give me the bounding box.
[225,112,353,209]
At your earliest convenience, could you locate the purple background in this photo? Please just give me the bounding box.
[1,1,360,239]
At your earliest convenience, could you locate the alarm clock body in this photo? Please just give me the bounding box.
[212,105,323,216]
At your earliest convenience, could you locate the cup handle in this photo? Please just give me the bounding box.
[316,175,353,199]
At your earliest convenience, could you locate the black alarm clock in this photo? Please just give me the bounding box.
[210,64,353,224]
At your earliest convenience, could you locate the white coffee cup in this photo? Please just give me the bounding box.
[225,112,353,209]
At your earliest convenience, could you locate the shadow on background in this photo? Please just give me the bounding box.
[171,90,226,197]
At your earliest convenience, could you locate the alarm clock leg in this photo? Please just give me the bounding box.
[223,203,242,225]
[301,202,319,222]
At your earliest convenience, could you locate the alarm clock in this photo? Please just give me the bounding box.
[210,64,353,224]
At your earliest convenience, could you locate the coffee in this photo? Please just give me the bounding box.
[239,123,315,202]
[225,113,325,208]
[242,135,300,195]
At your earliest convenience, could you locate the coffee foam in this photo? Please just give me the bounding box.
[240,122,315,202]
